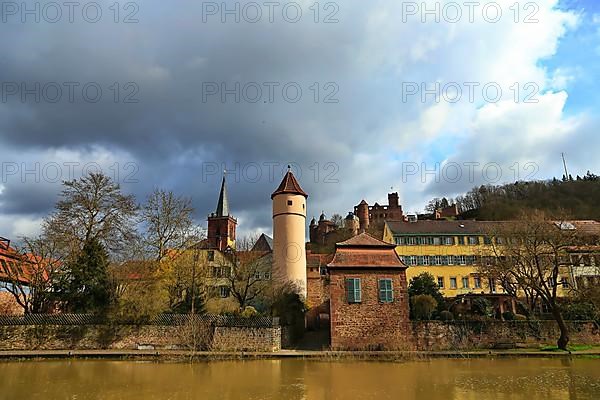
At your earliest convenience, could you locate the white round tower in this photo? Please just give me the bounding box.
[271,168,308,298]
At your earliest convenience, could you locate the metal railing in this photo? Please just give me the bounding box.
[0,313,279,327]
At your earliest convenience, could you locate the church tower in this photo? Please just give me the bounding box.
[272,167,308,298]
[207,174,237,251]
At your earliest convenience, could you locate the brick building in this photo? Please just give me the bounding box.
[305,251,333,330]
[354,192,404,232]
[328,233,410,350]
[206,175,237,251]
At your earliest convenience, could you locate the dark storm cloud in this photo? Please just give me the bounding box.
[0,0,368,232]
[0,0,587,238]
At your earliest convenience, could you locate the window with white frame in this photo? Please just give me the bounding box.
[450,277,457,289]
[468,236,479,245]
[378,278,394,303]
[346,278,362,303]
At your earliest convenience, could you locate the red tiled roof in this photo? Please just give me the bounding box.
[328,233,406,269]
[271,170,308,199]
[336,232,396,248]
[0,245,39,285]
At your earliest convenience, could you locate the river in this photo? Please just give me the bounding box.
[1,358,600,399]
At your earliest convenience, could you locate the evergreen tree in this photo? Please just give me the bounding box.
[57,238,113,314]
[408,273,446,315]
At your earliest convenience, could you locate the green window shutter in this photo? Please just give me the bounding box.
[346,278,353,303]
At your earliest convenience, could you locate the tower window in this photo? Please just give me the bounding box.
[287,200,293,206]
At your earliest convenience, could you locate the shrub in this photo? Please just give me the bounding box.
[439,310,454,321]
[408,273,445,310]
[176,317,214,351]
[563,302,598,321]
[471,297,493,318]
[240,306,258,318]
[411,294,437,320]
[502,311,515,321]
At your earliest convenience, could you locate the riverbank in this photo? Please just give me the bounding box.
[2,347,600,361]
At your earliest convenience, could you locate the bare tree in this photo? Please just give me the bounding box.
[141,189,195,262]
[425,198,442,213]
[479,211,585,350]
[222,236,270,310]
[44,172,138,255]
[330,214,343,228]
[0,235,64,314]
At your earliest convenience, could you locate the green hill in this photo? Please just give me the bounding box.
[451,172,600,221]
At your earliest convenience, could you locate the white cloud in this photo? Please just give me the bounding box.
[0,0,592,229]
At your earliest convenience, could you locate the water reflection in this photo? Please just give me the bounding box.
[1,358,600,400]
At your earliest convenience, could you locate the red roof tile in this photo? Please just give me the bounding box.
[271,170,308,199]
[336,232,396,248]
[328,233,406,269]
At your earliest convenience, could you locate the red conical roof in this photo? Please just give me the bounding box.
[271,170,308,199]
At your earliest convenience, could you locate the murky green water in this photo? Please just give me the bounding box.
[1,358,600,399]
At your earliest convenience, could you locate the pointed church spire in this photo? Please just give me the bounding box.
[215,172,229,216]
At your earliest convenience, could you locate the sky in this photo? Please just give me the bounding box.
[0,0,599,240]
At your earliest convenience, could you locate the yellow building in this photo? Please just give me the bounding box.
[383,220,503,297]
[383,219,600,298]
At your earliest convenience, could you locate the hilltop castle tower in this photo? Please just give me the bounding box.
[207,174,237,251]
[272,168,308,298]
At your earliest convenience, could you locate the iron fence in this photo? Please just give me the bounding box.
[0,313,279,327]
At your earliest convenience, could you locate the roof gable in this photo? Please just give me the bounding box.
[336,232,395,248]
[328,233,406,269]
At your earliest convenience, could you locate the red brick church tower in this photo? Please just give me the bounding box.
[207,174,237,251]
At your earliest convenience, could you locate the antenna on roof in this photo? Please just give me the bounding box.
[561,153,569,179]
